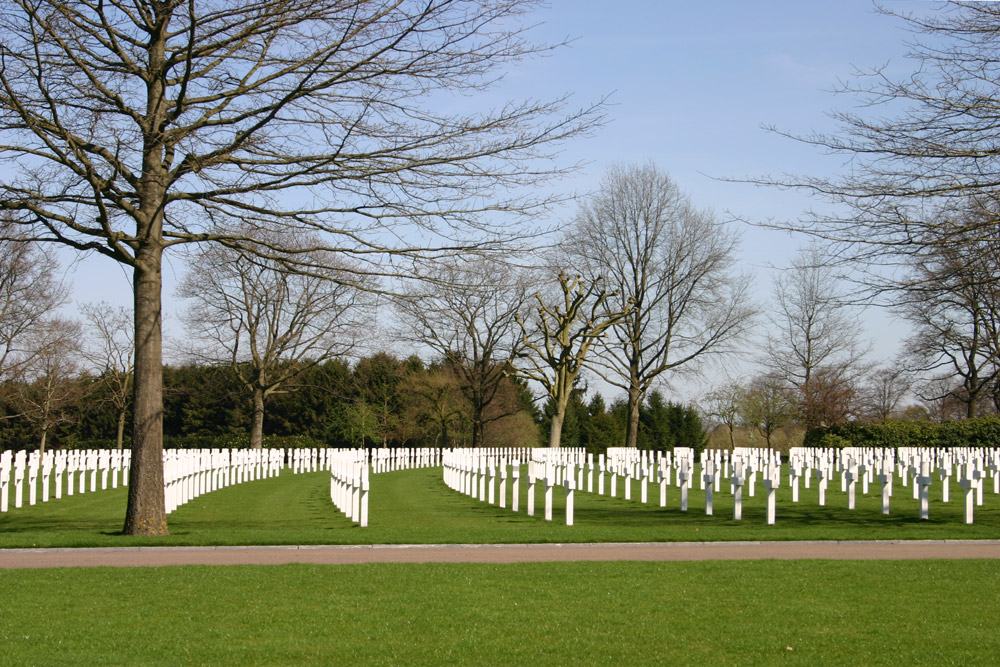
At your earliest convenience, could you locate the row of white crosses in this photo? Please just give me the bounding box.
[164,448,284,514]
[329,447,444,527]
[442,448,577,523]
[329,449,370,527]
[701,448,783,524]
[370,447,442,473]
[0,449,132,512]
[446,444,1000,527]
[168,446,413,515]
[787,446,1000,524]
[445,447,709,525]
[0,444,446,527]
[289,445,434,474]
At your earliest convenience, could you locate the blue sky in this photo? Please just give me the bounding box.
[63,0,933,392]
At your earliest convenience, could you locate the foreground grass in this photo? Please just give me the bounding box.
[1,466,999,548]
[1,560,997,665]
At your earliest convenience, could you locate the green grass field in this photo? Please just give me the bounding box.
[2,560,998,665]
[2,465,999,664]
[1,465,998,547]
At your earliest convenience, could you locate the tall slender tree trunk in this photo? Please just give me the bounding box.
[251,387,265,450]
[123,244,168,536]
[116,409,126,451]
[39,428,47,456]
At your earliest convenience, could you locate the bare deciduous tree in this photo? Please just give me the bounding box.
[860,364,912,423]
[397,365,469,449]
[179,237,370,449]
[564,162,754,449]
[81,302,134,450]
[899,235,1000,419]
[766,245,868,428]
[395,258,529,448]
[737,373,797,449]
[0,0,602,533]
[14,318,83,453]
[0,227,65,383]
[513,273,629,449]
[703,380,744,450]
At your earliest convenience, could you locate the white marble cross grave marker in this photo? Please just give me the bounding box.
[678,463,690,512]
[564,464,576,526]
[845,459,858,511]
[0,450,11,512]
[916,461,934,521]
[499,460,508,509]
[731,461,745,521]
[703,460,715,516]
[764,462,779,525]
[959,462,979,525]
[543,463,554,522]
[877,459,892,515]
[815,466,827,506]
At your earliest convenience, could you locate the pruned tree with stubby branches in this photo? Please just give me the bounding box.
[0,0,603,534]
[513,272,630,449]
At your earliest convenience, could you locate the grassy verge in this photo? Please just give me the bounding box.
[1,560,997,665]
[1,466,998,548]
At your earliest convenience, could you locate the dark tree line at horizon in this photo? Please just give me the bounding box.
[0,352,705,455]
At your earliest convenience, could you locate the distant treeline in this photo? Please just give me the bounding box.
[0,352,704,454]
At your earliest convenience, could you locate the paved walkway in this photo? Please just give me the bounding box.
[2,540,999,568]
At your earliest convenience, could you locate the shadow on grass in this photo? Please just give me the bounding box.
[1,465,997,547]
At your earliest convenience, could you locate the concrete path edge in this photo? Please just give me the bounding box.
[2,540,999,568]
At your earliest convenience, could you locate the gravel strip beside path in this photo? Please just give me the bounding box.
[2,540,999,568]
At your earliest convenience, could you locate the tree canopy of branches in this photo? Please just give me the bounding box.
[0,0,602,534]
[513,273,630,448]
[899,230,1000,418]
[180,236,370,449]
[564,162,753,448]
[758,3,1000,275]
[395,258,529,448]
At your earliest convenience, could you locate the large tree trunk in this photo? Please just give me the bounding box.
[471,418,483,449]
[251,387,265,450]
[123,245,168,536]
[548,409,564,448]
[625,385,642,449]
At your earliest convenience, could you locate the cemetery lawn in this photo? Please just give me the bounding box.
[2,559,998,665]
[1,466,999,548]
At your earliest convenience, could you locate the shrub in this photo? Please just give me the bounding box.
[804,416,1000,449]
